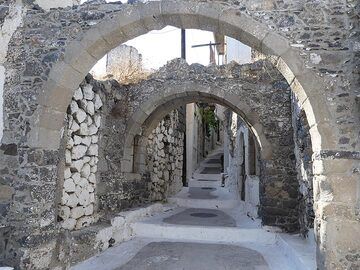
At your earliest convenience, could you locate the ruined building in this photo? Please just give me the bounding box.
[0,0,359,270]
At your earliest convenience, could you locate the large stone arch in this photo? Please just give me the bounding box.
[0,1,358,269]
[30,1,332,153]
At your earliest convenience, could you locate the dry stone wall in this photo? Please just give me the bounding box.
[59,80,103,230]
[146,109,185,201]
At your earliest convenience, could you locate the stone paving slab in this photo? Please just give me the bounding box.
[116,241,269,270]
[188,187,218,199]
[163,208,236,227]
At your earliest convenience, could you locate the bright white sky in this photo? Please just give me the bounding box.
[87,0,251,76]
[92,26,216,76]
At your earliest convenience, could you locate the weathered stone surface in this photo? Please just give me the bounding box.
[0,1,358,269]
[73,87,83,101]
[83,84,94,100]
[72,145,88,160]
[63,179,76,193]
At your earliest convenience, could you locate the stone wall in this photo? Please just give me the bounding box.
[224,110,261,218]
[59,79,103,231]
[292,94,314,238]
[146,108,185,201]
[119,59,299,232]
[0,1,359,267]
[96,79,151,214]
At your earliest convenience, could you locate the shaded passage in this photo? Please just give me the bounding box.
[206,158,221,164]
[116,242,269,270]
[163,208,236,227]
[200,166,222,174]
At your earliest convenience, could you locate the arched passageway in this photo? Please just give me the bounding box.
[0,1,358,269]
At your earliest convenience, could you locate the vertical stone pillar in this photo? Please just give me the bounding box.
[313,156,360,269]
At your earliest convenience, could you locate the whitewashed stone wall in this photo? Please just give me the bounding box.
[146,110,185,201]
[59,82,103,230]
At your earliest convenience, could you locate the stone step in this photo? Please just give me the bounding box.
[168,197,238,209]
[188,178,222,188]
[131,222,276,245]
[168,187,238,209]
[193,172,221,181]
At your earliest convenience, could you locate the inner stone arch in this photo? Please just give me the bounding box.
[104,59,298,231]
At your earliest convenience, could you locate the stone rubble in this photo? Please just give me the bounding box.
[59,83,103,230]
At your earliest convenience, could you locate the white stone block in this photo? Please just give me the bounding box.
[94,115,101,128]
[82,157,90,164]
[81,163,91,178]
[61,191,69,205]
[83,84,94,100]
[91,135,99,144]
[72,172,81,184]
[66,193,78,208]
[87,184,94,193]
[79,99,88,110]
[78,177,89,188]
[89,192,95,203]
[94,94,103,109]
[88,124,98,135]
[71,206,85,219]
[70,121,80,132]
[59,205,71,220]
[90,165,97,173]
[72,145,87,160]
[73,87,83,101]
[86,116,93,127]
[86,101,95,115]
[64,168,71,179]
[78,190,90,206]
[62,218,76,230]
[88,173,96,184]
[73,135,82,145]
[82,136,92,146]
[84,204,94,216]
[75,185,82,197]
[71,159,84,172]
[64,178,76,193]
[70,100,79,114]
[87,144,98,156]
[79,123,89,135]
[75,109,87,124]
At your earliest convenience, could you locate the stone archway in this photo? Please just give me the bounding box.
[100,59,297,233]
[1,1,358,269]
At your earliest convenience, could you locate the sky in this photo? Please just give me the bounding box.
[87,0,251,76]
[91,27,217,77]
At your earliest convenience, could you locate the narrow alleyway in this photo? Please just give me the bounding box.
[72,150,315,270]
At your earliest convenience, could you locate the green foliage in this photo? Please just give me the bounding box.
[199,106,218,136]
